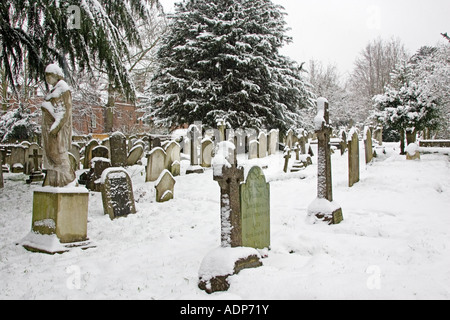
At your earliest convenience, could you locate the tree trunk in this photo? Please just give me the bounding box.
[400,129,405,155]
[105,82,115,133]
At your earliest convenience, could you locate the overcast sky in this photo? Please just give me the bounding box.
[159,0,450,77]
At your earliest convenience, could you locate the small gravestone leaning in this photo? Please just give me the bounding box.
[155,170,176,203]
[101,168,136,220]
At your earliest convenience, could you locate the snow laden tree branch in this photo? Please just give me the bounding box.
[0,0,160,102]
[144,0,314,134]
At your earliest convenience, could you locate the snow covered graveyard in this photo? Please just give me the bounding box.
[1,135,450,299]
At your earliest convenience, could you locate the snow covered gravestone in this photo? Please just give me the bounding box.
[109,132,127,167]
[146,147,167,182]
[307,98,343,225]
[199,142,262,294]
[155,170,176,203]
[240,166,270,250]
[186,124,204,174]
[101,168,136,220]
[348,128,360,188]
[364,126,374,164]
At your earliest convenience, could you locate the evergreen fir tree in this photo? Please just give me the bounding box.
[146,0,314,133]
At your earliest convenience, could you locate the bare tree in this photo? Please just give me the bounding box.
[347,37,409,122]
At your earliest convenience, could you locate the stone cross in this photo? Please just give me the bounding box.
[214,162,245,248]
[315,98,333,201]
[308,98,343,225]
[283,147,291,173]
[29,149,43,173]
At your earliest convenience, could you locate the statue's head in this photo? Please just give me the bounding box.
[45,64,65,86]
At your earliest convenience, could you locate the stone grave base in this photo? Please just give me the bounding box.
[20,187,92,254]
[186,165,205,175]
[307,198,344,225]
[198,247,262,294]
[26,172,45,184]
[20,232,94,255]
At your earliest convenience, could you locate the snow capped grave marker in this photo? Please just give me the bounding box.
[186,124,204,174]
[307,98,343,225]
[109,132,127,167]
[348,128,360,187]
[26,148,45,184]
[213,142,244,248]
[101,168,136,220]
[155,170,176,203]
[164,141,181,176]
[258,131,267,158]
[200,142,262,294]
[83,139,99,169]
[146,147,167,182]
[240,166,270,250]
[201,139,214,168]
[364,126,373,164]
[127,144,144,166]
[268,129,279,156]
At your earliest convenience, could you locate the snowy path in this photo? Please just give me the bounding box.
[1,142,449,300]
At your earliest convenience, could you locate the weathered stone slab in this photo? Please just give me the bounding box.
[101,168,136,220]
[240,166,270,250]
[155,170,176,203]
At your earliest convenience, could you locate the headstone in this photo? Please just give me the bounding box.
[186,125,204,174]
[217,119,227,142]
[86,157,111,192]
[146,147,167,182]
[258,132,267,158]
[109,132,127,167]
[240,166,270,249]
[201,139,214,168]
[92,145,109,159]
[364,126,373,164]
[213,143,244,248]
[374,126,383,146]
[70,143,81,170]
[347,128,360,187]
[201,145,262,294]
[127,144,144,166]
[24,143,42,175]
[164,141,181,175]
[248,140,259,160]
[268,129,279,156]
[155,170,176,203]
[83,139,99,169]
[339,130,347,155]
[406,143,420,160]
[283,147,291,173]
[285,129,294,149]
[101,168,137,220]
[26,149,45,184]
[307,98,343,225]
[9,145,26,172]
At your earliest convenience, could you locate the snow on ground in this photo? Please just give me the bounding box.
[1,142,450,300]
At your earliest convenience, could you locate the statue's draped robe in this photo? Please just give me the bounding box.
[41,80,76,187]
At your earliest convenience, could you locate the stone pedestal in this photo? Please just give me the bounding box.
[198,247,262,294]
[21,187,91,254]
